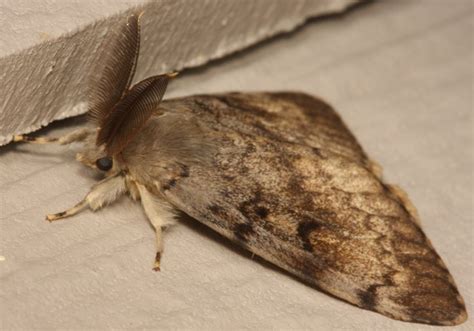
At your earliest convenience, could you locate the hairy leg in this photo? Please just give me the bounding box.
[14,127,95,145]
[47,174,126,221]
[137,184,177,271]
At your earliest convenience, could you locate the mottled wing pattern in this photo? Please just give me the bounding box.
[125,92,466,325]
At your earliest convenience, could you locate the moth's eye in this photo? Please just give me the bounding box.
[96,157,113,171]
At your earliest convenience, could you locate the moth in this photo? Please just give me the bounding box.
[14,14,467,326]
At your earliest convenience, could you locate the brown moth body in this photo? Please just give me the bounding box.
[14,14,467,326]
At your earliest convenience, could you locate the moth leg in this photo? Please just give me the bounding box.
[46,174,126,221]
[136,184,177,271]
[14,127,94,145]
[153,227,164,272]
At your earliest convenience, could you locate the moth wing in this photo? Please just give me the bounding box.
[88,13,141,126]
[148,93,466,326]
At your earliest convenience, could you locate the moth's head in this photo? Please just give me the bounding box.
[75,130,120,173]
[81,13,175,174]
[83,69,173,174]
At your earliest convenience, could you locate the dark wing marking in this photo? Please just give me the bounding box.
[88,13,141,126]
[97,73,174,155]
[131,92,466,326]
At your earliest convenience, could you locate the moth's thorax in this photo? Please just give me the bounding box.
[119,110,217,191]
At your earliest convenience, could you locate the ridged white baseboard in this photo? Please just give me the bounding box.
[0,0,358,145]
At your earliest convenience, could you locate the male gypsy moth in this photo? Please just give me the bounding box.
[13,13,467,326]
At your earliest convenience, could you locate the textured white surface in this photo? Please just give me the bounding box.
[0,0,142,57]
[0,0,358,145]
[0,0,473,329]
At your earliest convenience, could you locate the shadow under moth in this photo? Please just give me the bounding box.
[13,14,467,326]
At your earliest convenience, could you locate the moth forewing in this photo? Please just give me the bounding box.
[142,92,466,326]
